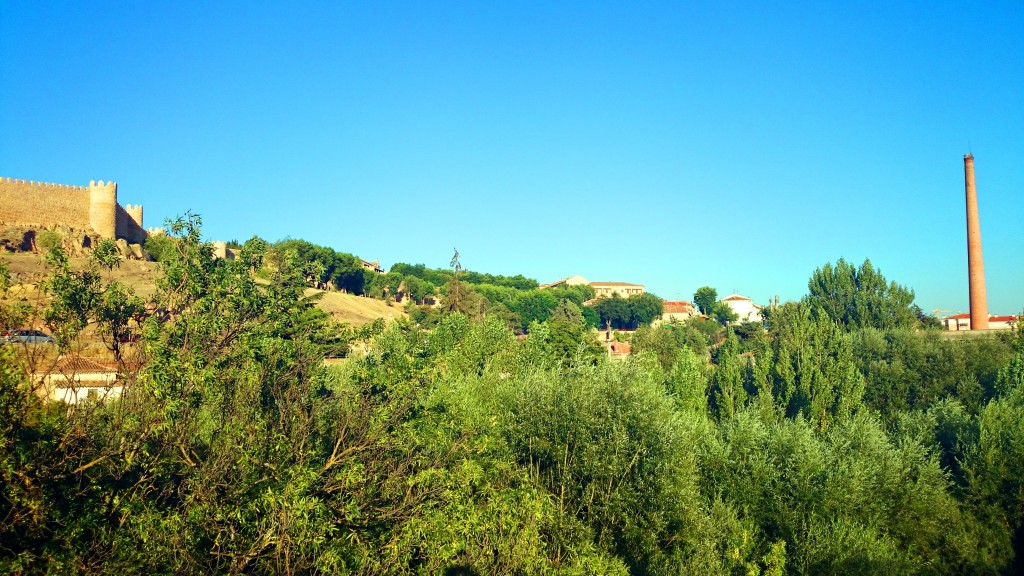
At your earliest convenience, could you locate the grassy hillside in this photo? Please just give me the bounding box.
[307,288,406,325]
[1,252,404,328]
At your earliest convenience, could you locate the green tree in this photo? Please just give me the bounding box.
[91,238,123,273]
[143,232,176,261]
[629,293,664,327]
[709,329,748,418]
[630,325,681,371]
[595,294,631,330]
[806,258,917,330]
[762,302,865,429]
[711,301,738,326]
[694,286,717,315]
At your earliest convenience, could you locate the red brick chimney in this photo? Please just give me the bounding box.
[964,153,989,330]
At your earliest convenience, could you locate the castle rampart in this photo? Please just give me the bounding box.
[0,177,92,230]
[116,203,146,244]
[0,176,146,244]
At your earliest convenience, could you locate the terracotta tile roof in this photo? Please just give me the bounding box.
[609,341,632,355]
[943,313,1018,322]
[663,301,694,313]
[591,281,643,287]
[53,356,116,375]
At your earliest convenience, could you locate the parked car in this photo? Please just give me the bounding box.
[3,329,56,344]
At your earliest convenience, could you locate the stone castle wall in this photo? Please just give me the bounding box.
[0,178,92,230]
[0,176,145,244]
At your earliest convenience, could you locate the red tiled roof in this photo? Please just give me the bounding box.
[53,356,116,375]
[943,313,1018,322]
[721,294,751,302]
[663,301,694,313]
[609,341,632,354]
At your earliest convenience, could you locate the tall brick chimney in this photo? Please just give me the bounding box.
[964,153,989,330]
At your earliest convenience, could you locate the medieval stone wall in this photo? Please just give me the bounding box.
[0,176,145,243]
[0,177,92,230]
[116,203,146,244]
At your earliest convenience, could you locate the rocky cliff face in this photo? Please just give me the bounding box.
[0,224,149,260]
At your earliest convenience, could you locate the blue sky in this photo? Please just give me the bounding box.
[2,1,1022,314]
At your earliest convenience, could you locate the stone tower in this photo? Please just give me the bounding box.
[964,154,989,330]
[88,179,117,239]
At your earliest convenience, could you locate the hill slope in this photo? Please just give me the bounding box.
[1,252,403,327]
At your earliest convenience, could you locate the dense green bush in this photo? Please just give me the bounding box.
[2,233,1022,574]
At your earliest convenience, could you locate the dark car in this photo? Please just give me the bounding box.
[3,329,56,344]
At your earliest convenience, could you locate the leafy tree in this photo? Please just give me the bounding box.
[806,258,917,330]
[593,293,664,330]
[143,232,176,261]
[913,304,944,330]
[273,238,366,294]
[709,329,748,419]
[91,238,122,272]
[401,274,432,304]
[549,299,584,325]
[761,302,865,429]
[694,286,717,315]
[711,301,738,326]
[629,293,664,327]
[527,303,604,367]
[3,222,1023,574]
[595,294,631,330]
[508,290,558,332]
[630,325,682,371]
[851,327,1013,419]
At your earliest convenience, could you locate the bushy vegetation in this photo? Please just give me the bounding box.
[2,227,1022,574]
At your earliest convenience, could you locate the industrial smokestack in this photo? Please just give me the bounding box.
[964,153,989,330]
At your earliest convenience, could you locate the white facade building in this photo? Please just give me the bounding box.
[719,293,763,323]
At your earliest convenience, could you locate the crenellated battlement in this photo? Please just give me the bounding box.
[1,176,88,192]
[0,175,146,244]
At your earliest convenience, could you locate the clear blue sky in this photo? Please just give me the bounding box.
[2,1,1022,315]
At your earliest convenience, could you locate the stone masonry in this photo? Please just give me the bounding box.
[0,177,146,244]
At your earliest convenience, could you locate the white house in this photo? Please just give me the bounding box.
[719,293,763,323]
[35,356,123,404]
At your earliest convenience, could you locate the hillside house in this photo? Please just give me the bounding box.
[658,301,696,324]
[720,293,763,323]
[361,259,384,273]
[35,356,123,404]
[590,281,645,299]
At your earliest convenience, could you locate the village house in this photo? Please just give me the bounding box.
[659,301,696,323]
[720,293,763,323]
[541,275,645,300]
[35,356,123,404]
[590,281,645,299]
